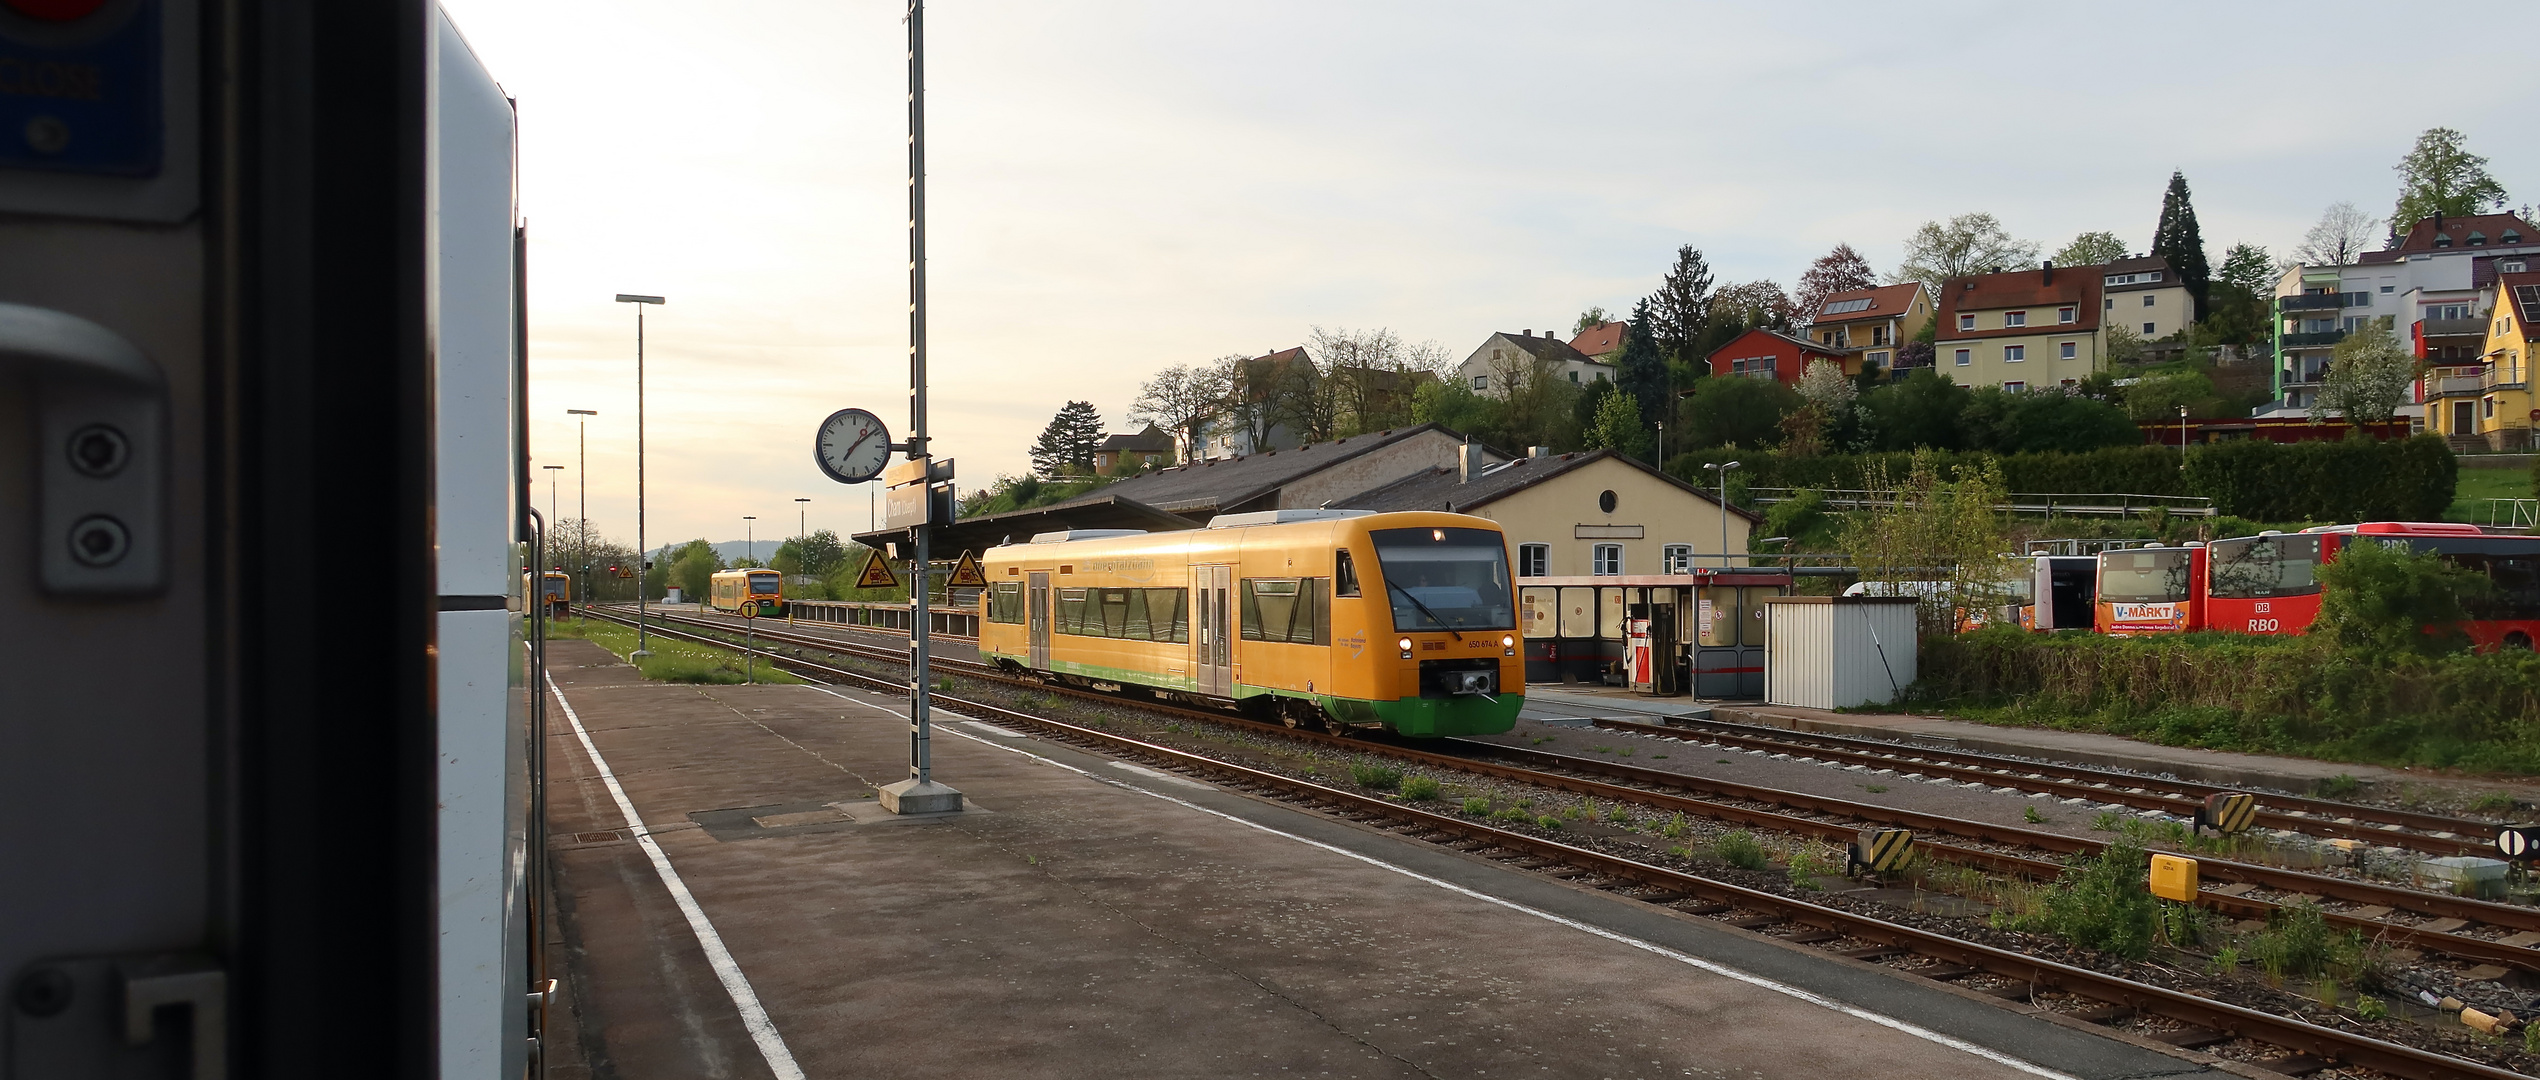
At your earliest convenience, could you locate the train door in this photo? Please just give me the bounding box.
[1027,572,1052,669]
[1193,565,1233,696]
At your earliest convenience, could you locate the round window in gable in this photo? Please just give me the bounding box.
[1598,489,1617,514]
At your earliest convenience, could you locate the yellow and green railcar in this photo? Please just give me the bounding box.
[978,509,1521,737]
[709,568,787,617]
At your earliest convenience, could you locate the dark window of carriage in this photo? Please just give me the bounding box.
[1334,550,1361,597]
[989,581,1024,623]
[1598,489,1617,513]
[1239,578,1330,644]
[1054,586,1189,642]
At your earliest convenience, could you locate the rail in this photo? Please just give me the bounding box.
[576,605,2529,1080]
[1745,488,2214,518]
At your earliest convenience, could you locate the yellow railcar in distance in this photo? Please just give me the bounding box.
[537,570,571,619]
[709,568,787,617]
[978,509,1522,737]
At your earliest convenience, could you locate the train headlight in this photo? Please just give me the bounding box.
[1502,634,1516,656]
[1398,636,1414,658]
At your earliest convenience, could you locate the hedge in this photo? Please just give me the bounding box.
[1915,629,2540,772]
[1667,436,2456,523]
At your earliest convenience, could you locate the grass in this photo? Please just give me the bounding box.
[1864,783,1889,794]
[2245,903,2368,984]
[2315,774,2362,799]
[1462,797,1491,815]
[1350,763,1403,791]
[2470,791,2518,815]
[1995,840,2159,960]
[573,618,806,685]
[1714,830,1769,871]
[2444,462,2532,524]
[1399,776,1441,801]
[2024,805,2045,824]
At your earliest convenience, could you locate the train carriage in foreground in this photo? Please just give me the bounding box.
[978,509,1523,737]
[709,567,788,617]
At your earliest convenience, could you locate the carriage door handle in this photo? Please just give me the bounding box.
[0,303,167,596]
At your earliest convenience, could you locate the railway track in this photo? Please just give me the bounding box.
[576,605,2531,1080]
[602,604,2540,974]
[1582,714,2506,859]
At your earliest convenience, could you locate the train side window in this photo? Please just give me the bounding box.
[990,581,1023,623]
[1239,578,1326,644]
[1334,550,1360,597]
[1057,587,1090,635]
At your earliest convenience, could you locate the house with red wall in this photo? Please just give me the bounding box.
[1703,327,1858,384]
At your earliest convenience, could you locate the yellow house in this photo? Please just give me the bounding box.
[1330,448,1757,574]
[2448,271,2540,450]
[1803,283,1931,374]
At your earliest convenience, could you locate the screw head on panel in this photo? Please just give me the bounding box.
[65,423,130,478]
[68,515,130,567]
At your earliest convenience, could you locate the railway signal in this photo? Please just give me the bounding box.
[2497,825,2540,860]
[2194,792,2257,836]
[2148,853,2200,902]
[1847,827,1914,876]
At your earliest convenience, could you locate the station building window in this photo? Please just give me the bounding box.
[1663,544,1692,574]
[1517,543,1549,578]
[1592,544,1623,576]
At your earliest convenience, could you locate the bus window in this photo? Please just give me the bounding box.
[2209,535,2321,599]
[2099,549,2191,603]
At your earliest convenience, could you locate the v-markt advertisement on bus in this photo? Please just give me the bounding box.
[2106,602,2188,634]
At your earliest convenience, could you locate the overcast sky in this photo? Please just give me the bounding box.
[442,0,2539,552]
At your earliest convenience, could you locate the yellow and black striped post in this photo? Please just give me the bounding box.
[1848,827,1914,876]
[2195,792,2257,836]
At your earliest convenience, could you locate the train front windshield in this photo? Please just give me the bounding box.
[2208,535,2321,599]
[1370,527,1515,632]
[2100,550,2191,603]
[748,572,781,595]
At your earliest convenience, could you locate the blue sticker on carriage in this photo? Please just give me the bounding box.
[0,0,162,176]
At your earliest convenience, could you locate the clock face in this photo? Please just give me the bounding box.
[814,408,893,484]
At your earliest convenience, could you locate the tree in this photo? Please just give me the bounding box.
[1895,213,2039,295]
[2151,171,2211,318]
[1308,325,1450,436]
[1782,358,1860,458]
[2316,539,2487,655]
[1128,362,1231,463]
[1678,375,1800,450]
[2104,324,2146,366]
[1838,452,2019,638]
[2312,322,2415,425]
[1855,369,1970,451]
[1585,388,1652,461]
[770,529,849,579]
[665,538,721,601]
[1792,243,1877,326]
[2215,243,2273,297]
[1613,296,1670,429]
[2201,243,2277,347]
[1712,280,1795,332]
[2294,202,2380,267]
[1573,306,1613,335]
[2122,369,2216,420]
[2391,127,2509,234]
[1646,245,1715,365]
[2052,231,2129,268]
[1028,400,1107,477]
[1794,357,1856,415]
[1959,387,2140,453]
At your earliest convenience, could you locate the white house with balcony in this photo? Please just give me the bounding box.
[2266,212,2540,421]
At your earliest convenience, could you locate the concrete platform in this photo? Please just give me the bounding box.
[541,640,2212,1079]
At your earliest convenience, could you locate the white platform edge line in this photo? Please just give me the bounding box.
[802,686,2076,1080]
[548,674,807,1080]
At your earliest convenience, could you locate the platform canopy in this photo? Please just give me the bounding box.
[854,492,1197,556]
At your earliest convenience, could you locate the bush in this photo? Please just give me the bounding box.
[1350,763,1403,791]
[1714,830,1769,870]
[1461,796,1491,815]
[1399,775,1441,801]
[2315,537,2488,655]
[1680,374,1802,450]
[2183,435,2455,522]
[2245,903,2366,983]
[2009,840,2159,960]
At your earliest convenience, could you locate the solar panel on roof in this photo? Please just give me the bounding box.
[2518,285,2540,314]
[1821,298,1874,314]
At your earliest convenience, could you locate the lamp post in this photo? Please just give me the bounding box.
[568,409,596,610]
[1704,460,1743,569]
[1655,420,1665,470]
[541,465,563,546]
[616,293,665,656]
[742,516,756,565]
[2177,405,2189,471]
[794,495,810,569]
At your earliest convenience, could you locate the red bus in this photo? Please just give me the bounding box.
[2094,543,2207,635]
[2207,522,2540,651]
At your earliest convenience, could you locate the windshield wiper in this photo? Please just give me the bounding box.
[1387,580,1463,641]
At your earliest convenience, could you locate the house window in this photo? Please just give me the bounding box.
[2003,344,2025,362]
[1953,348,1971,366]
[2004,381,2026,393]
[2059,340,2077,360]
[2506,260,2529,273]
[2104,298,2114,310]
[1472,374,1487,391]
[1663,544,1693,574]
[1517,543,1549,578]
[2142,322,2156,335]
[2485,397,2496,419]
[1866,350,1890,367]
[2058,306,2076,323]
[1958,314,1975,331]
[1592,544,1623,576]
[1567,371,1580,383]
[2380,284,2395,293]
[2340,316,2366,333]
[2004,310,2028,327]
[1872,325,1890,345]
[2142,294,2155,307]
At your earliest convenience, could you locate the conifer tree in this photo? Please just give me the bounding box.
[1614,296,1670,428]
[2152,171,2211,320]
[1028,400,1107,478]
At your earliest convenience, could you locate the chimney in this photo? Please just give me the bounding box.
[2041,259,2053,285]
[1523,328,1533,338]
[1457,441,1472,484]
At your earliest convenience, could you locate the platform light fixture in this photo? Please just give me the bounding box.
[1704,460,1743,569]
[567,409,597,611]
[615,294,665,654]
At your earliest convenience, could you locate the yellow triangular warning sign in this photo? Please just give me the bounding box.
[947,550,988,588]
[854,548,902,590]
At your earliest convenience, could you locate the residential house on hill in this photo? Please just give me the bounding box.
[1455,329,1613,398]
[1934,263,2108,391]
[2270,212,2540,419]
[1199,346,1315,459]
[1705,327,1857,383]
[2101,255,2193,344]
[1569,320,1629,361]
[2427,271,2540,451]
[1092,424,1175,473]
[1801,283,1927,375]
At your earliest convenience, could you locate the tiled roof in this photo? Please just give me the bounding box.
[2502,271,2540,344]
[2098,255,2180,292]
[1705,326,1856,363]
[1329,448,1759,522]
[1568,321,1628,356]
[2473,253,2540,289]
[2390,213,2540,254]
[1493,332,1603,367]
[1039,423,1477,516]
[1935,266,2103,341]
[1808,283,1924,325]
[1097,425,1174,453]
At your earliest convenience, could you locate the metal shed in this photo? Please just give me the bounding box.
[1762,596,1918,710]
